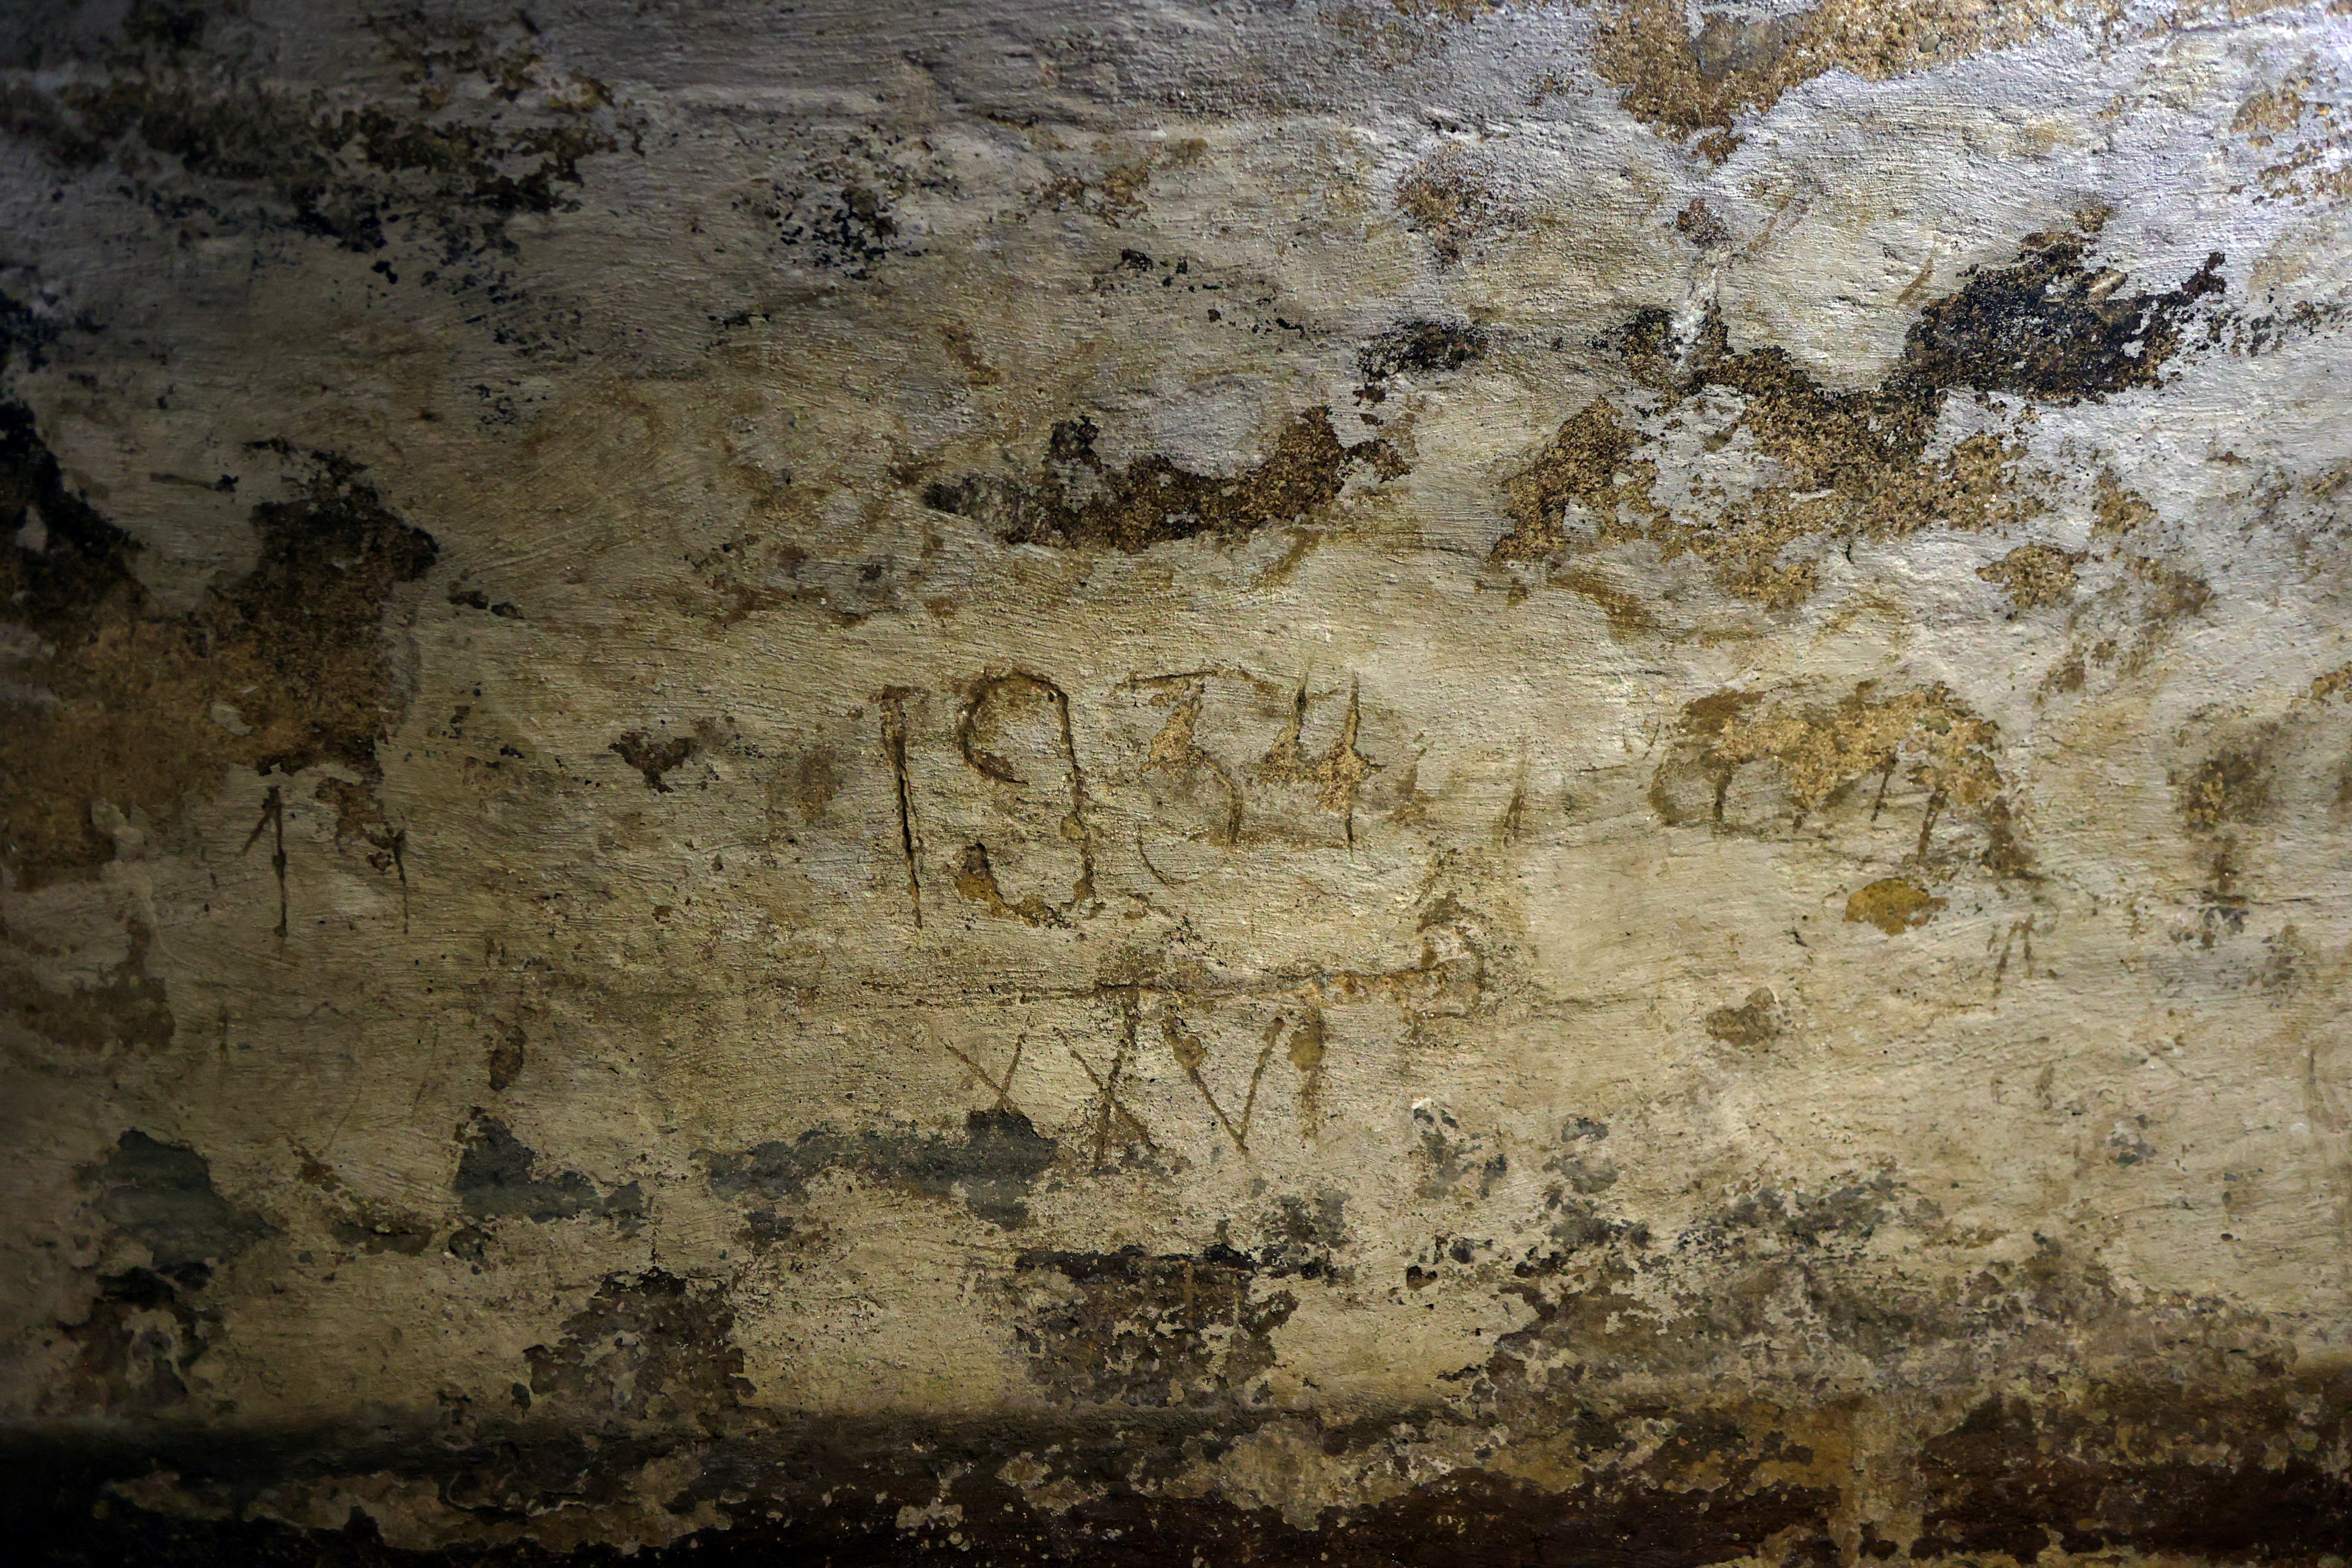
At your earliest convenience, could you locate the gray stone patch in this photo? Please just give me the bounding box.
[83,1130,271,1274]
[704,1109,1057,1229]
[454,1114,645,1225]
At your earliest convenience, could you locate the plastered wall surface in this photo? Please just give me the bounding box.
[4,1,2352,1562]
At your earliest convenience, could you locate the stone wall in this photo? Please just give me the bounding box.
[4,1,2351,1561]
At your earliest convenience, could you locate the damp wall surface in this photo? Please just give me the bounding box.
[4,1,2352,1562]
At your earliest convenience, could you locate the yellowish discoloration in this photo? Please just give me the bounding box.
[1590,0,2122,137]
[1845,876,1946,933]
[1978,542,2088,607]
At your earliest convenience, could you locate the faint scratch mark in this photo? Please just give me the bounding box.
[1914,787,1947,863]
[1285,1008,1327,1135]
[942,1034,1027,1116]
[1142,682,1243,846]
[958,670,1096,913]
[1992,915,2035,995]
[1163,1002,1278,1155]
[1254,671,1380,848]
[1074,988,1152,1170]
[242,784,288,940]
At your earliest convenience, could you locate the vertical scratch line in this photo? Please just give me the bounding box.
[243,785,288,941]
[1914,788,1947,864]
[1238,1022,1278,1149]
[1047,681,1094,903]
[879,693,922,928]
[388,826,410,934]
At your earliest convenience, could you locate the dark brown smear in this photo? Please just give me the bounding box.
[486,1023,528,1092]
[1,922,175,1053]
[609,732,697,791]
[922,408,1404,552]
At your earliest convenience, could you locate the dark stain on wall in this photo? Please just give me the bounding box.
[84,1130,272,1274]
[2,922,176,1054]
[0,8,620,256]
[609,732,697,792]
[49,1130,272,1417]
[1413,1102,1509,1200]
[1902,227,2226,405]
[454,1115,645,1225]
[0,401,145,642]
[220,448,441,778]
[1356,317,1488,404]
[50,1261,212,1415]
[922,409,1404,552]
[15,1371,2346,1563]
[777,183,901,276]
[1253,1190,1351,1280]
[1912,1389,2352,1560]
[704,1108,1058,1229]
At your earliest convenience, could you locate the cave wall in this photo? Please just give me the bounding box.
[5,2,2352,1562]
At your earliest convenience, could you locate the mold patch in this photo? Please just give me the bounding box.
[1008,1245,1296,1406]
[1846,876,1945,933]
[0,10,622,257]
[1978,542,2086,608]
[2177,746,2271,833]
[1703,986,1782,1045]
[1494,222,2224,607]
[1394,141,1522,266]
[1590,0,2101,138]
[523,1269,753,1426]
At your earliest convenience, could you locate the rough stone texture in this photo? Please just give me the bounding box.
[4,1,2352,1562]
